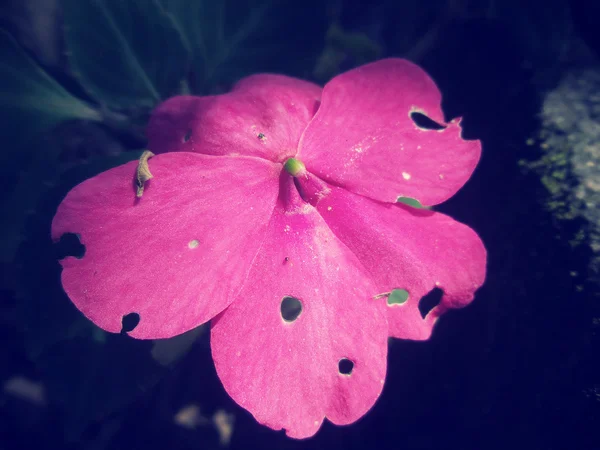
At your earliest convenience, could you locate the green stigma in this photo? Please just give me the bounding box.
[283,158,306,177]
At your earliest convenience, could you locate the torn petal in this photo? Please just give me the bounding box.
[300,58,481,205]
[211,178,387,438]
[147,74,322,163]
[51,153,280,339]
[309,182,486,340]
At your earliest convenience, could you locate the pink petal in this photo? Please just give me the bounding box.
[299,58,481,205]
[211,177,388,439]
[296,174,486,340]
[51,153,280,339]
[147,74,322,162]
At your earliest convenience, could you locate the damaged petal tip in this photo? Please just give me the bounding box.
[136,150,155,197]
[283,158,306,177]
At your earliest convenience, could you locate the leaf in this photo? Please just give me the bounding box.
[0,30,101,262]
[62,0,191,109]
[159,0,328,92]
[0,28,104,263]
[0,29,101,169]
[397,196,425,209]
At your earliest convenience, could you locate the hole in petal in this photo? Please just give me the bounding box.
[280,296,302,322]
[338,358,354,375]
[387,289,409,306]
[53,233,85,259]
[410,112,445,130]
[188,239,199,249]
[419,287,443,319]
[183,129,192,142]
[121,313,140,333]
[397,197,424,209]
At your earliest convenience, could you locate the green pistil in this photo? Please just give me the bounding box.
[283,158,306,177]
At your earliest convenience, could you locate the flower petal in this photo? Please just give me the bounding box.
[51,153,280,339]
[147,74,322,162]
[211,178,388,439]
[297,175,486,340]
[300,58,481,205]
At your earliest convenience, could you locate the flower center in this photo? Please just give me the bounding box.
[283,158,306,177]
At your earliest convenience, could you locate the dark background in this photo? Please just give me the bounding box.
[0,0,598,449]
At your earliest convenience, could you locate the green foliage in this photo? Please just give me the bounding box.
[0,29,101,168]
[0,30,103,262]
[313,23,382,81]
[397,196,425,209]
[160,0,327,92]
[62,0,191,108]
[388,289,409,305]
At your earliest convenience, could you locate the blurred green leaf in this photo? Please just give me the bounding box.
[388,288,409,305]
[62,0,191,108]
[0,29,101,164]
[0,30,103,262]
[160,0,328,92]
[397,196,424,209]
[313,23,382,81]
[381,0,455,62]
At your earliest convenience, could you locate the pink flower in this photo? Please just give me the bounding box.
[52,58,486,438]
